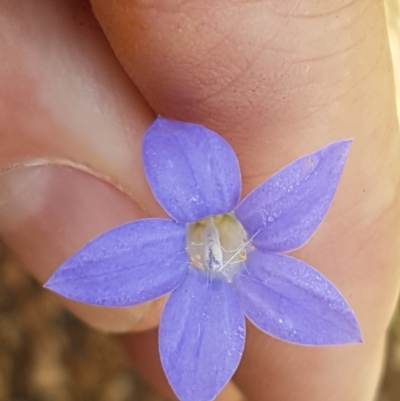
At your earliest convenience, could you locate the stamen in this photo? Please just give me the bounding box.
[202,218,224,272]
[186,214,250,281]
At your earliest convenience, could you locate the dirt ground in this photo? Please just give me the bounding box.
[0,253,164,401]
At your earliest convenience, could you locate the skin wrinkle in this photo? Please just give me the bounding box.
[206,1,367,104]
[177,16,300,107]
[264,17,373,94]
[208,57,348,131]
[259,0,304,19]
[291,30,370,66]
[94,3,300,119]
[188,13,298,106]
[188,39,253,84]
[165,20,252,101]
[261,0,362,19]
[248,33,385,128]
[0,159,133,199]
[211,41,378,130]
[325,2,370,33]
[290,51,384,124]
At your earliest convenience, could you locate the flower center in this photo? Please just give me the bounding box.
[186,214,249,282]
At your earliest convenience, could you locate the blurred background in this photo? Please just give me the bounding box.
[0,1,399,401]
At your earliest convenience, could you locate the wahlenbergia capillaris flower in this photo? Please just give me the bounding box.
[45,117,362,401]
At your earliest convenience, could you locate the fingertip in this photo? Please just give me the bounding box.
[0,163,159,333]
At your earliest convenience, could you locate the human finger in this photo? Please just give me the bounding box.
[89,1,400,400]
[0,0,162,333]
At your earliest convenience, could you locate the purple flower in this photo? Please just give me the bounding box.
[45,117,361,401]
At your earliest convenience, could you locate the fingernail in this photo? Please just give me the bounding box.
[0,164,151,332]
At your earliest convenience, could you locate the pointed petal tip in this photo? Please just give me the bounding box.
[44,273,69,295]
[319,323,364,347]
[43,279,53,290]
[352,331,364,345]
[321,139,353,172]
[153,115,178,129]
[313,327,363,347]
[290,333,364,347]
[43,274,77,302]
[344,323,363,345]
[43,272,61,292]
[328,138,353,157]
[337,138,353,146]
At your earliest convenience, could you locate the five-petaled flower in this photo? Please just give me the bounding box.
[45,117,362,401]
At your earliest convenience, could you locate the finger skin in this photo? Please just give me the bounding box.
[0,0,162,332]
[89,1,400,400]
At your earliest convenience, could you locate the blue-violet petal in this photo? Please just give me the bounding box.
[45,219,188,307]
[233,251,362,345]
[159,267,246,401]
[143,117,241,223]
[235,140,352,253]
